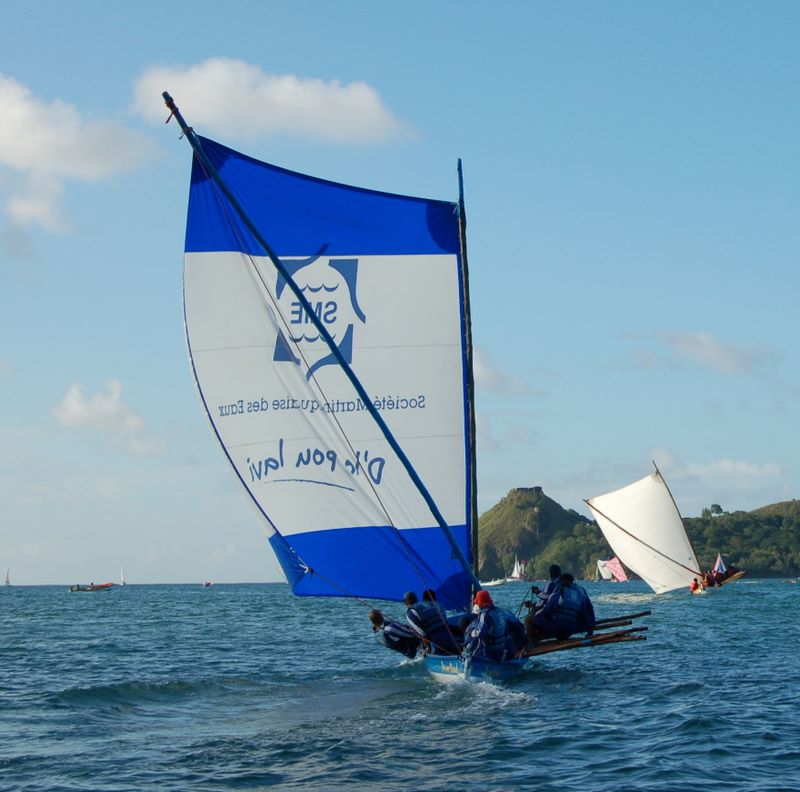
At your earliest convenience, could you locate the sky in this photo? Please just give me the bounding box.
[1,1,798,585]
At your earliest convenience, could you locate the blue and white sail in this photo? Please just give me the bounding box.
[181,135,474,609]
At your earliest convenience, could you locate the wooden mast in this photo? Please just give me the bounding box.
[457,159,480,590]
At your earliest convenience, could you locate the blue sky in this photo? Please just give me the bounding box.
[2,2,798,584]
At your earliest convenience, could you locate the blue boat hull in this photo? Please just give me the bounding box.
[423,654,532,684]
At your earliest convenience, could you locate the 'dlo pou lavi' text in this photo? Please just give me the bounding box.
[247,438,385,485]
[217,393,426,418]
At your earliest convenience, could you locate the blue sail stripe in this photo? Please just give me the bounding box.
[186,137,460,257]
[271,524,472,611]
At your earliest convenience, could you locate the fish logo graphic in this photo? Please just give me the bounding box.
[273,250,367,379]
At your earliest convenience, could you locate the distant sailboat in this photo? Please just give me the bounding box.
[585,463,702,594]
[507,556,526,582]
[711,552,746,587]
[4,569,10,587]
[605,557,629,582]
[120,563,126,587]
[596,559,613,581]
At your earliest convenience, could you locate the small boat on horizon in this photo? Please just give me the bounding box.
[69,582,114,593]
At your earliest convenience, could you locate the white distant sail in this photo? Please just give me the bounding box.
[585,467,701,594]
[4,569,9,586]
[120,563,125,587]
[507,556,525,581]
[596,559,613,580]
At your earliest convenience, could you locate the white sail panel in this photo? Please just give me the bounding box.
[586,472,701,593]
[185,250,466,533]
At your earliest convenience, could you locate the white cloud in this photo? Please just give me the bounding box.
[631,331,773,374]
[657,331,770,374]
[0,74,157,231]
[683,458,781,483]
[133,58,410,144]
[51,380,167,457]
[651,448,781,500]
[473,345,535,396]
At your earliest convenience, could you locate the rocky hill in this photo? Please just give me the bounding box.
[478,487,800,581]
[478,486,608,580]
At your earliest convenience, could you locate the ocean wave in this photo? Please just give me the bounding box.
[51,676,260,709]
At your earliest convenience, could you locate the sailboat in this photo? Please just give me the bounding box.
[605,557,629,583]
[711,552,746,588]
[596,559,613,581]
[4,569,10,587]
[165,93,648,683]
[120,563,126,587]
[585,463,703,594]
[507,556,526,582]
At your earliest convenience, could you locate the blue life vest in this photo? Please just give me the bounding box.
[484,607,508,648]
[554,585,586,629]
[411,601,447,636]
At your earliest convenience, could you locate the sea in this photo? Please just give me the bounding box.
[1,578,798,791]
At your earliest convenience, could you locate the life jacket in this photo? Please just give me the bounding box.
[411,601,448,636]
[553,585,586,629]
[483,606,508,648]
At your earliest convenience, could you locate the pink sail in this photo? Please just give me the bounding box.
[605,557,629,583]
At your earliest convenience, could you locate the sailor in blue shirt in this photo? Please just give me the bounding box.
[542,564,563,598]
[404,590,460,655]
[529,573,595,641]
[463,589,519,661]
[525,564,563,618]
[369,609,420,659]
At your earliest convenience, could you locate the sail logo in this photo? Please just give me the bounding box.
[274,252,366,379]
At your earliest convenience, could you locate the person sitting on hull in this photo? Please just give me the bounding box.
[369,609,420,659]
[542,564,563,598]
[527,563,563,614]
[463,589,517,661]
[526,573,595,642]
[404,590,460,655]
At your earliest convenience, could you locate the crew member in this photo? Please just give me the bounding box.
[464,589,513,661]
[404,591,460,655]
[528,573,595,642]
[369,609,420,659]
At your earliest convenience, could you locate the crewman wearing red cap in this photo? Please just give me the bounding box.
[464,589,523,660]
